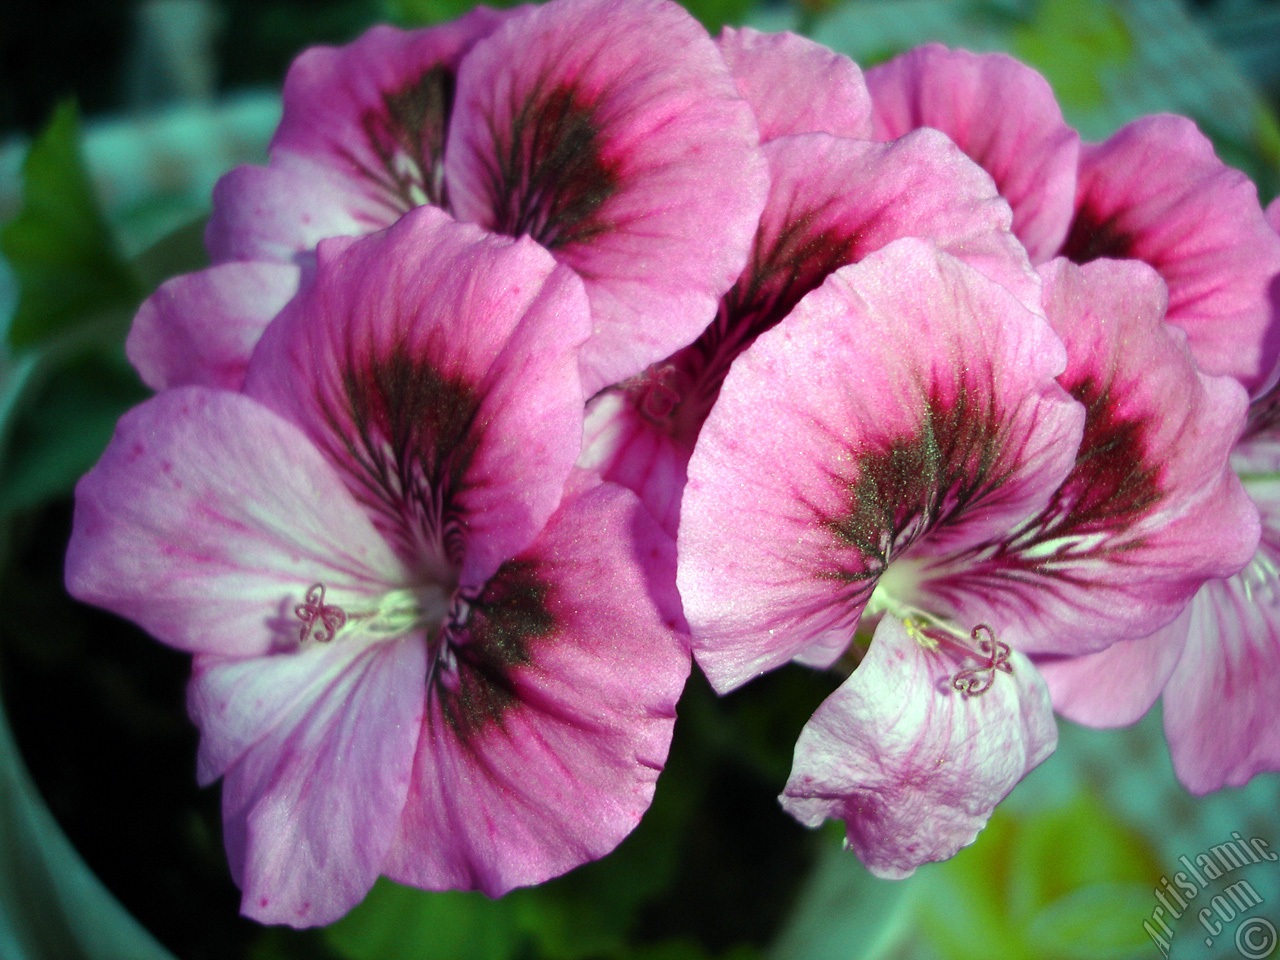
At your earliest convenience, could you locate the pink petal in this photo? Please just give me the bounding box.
[206,155,375,266]
[1161,478,1280,793]
[385,474,688,895]
[781,616,1057,878]
[1062,114,1280,394]
[126,261,300,391]
[715,27,872,141]
[206,634,427,926]
[922,258,1259,656]
[1268,196,1280,233]
[680,239,1082,692]
[865,44,1080,263]
[205,12,509,263]
[245,205,591,587]
[1034,612,1188,727]
[65,387,407,657]
[443,0,768,394]
[583,129,1039,532]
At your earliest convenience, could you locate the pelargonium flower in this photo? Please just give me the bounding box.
[864,43,1081,263]
[581,120,1039,534]
[129,0,768,396]
[67,207,688,926]
[678,239,1256,874]
[1060,114,1280,394]
[1040,198,1280,792]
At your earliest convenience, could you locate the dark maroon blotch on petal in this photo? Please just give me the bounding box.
[1059,203,1134,264]
[438,559,556,736]
[483,84,620,251]
[342,66,458,217]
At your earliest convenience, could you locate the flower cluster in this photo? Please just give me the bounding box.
[66,0,1280,928]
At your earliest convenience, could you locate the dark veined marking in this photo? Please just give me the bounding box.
[822,380,1007,587]
[1039,375,1162,535]
[1060,201,1135,264]
[295,582,347,643]
[480,82,620,250]
[340,64,457,215]
[628,213,864,448]
[319,344,482,566]
[436,559,556,737]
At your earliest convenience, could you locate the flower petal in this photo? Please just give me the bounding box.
[385,473,688,895]
[205,13,508,262]
[865,44,1080,263]
[245,205,591,587]
[780,616,1057,878]
[922,258,1258,656]
[716,27,872,141]
[680,239,1081,691]
[443,0,768,393]
[207,634,426,926]
[1161,477,1280,793]
[126,261,300,391]
[1062,114,1280,394]
[65,387,407,657]
[583,129,1039,533]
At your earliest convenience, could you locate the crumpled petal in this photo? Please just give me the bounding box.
[922,258,1258,656]
[126,261,300,391]
[385,473,689,895]
[245,205,591,587]
[715,27,872,141]
[680,238,1081,692]
[65,387,407,658]
[204,634,427,926]
[780,616,1057,878]
[443,0,768,393]
[1062,114,1280,394]
[1161,474,1280,793]
[865,44,1080,263]
[205,11,508,263]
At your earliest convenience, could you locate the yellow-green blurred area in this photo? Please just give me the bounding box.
[1,2,1279,960]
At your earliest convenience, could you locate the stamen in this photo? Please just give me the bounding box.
[294,583,347,643]
[950,624,1012,698]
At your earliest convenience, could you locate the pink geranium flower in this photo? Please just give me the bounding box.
[67,208,688,926]
[1061,115,1280,394]
[581,122,1038,534]
[678,240,1255,875]
[130,0,767,397]
[1041,199,1280,792]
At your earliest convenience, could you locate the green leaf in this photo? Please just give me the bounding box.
[383,0,523,26]
[677,0,756,31]
[1012,0,1132,112]
[0,102,141,351]
[1026,882,1159,960]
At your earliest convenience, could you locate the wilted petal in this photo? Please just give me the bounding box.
[716,27,872,141]
[1062,114,1280,393]
[680,239,1081,692]
[923,259,1258,656]
[866,44,1080,263]
[245,206,591,586]
[781,616,1057,878]
[209,634,426,926]
[65,388,407,658]
[443,0,768,393]
[126,261,300,391]
[386,475,688,895]
[1161,477,1280,793]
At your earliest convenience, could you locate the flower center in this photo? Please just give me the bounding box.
[293,580,454,647]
